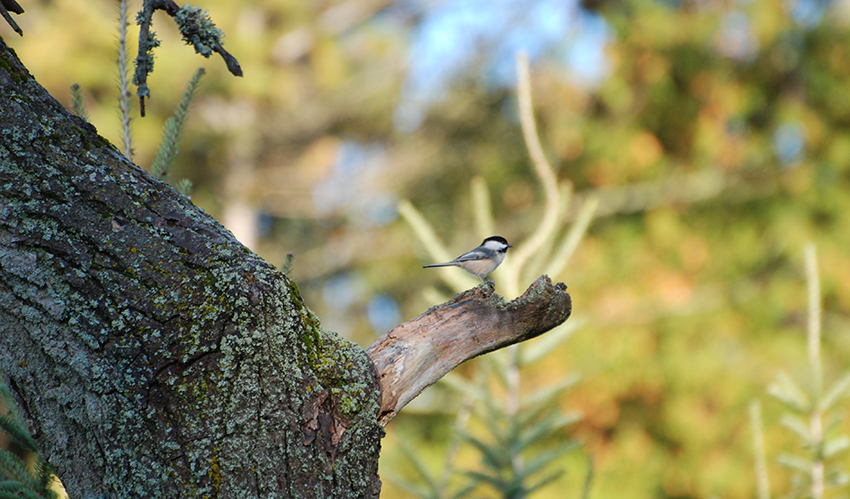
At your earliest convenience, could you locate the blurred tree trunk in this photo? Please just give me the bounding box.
[0,38,383,498]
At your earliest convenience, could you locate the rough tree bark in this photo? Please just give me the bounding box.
[369,277,571,425]
[0,32,574,498]
[0,38,383,497]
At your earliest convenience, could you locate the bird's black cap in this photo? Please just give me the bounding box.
[483,236,511,247]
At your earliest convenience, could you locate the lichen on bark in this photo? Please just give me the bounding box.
[0,36,382,498]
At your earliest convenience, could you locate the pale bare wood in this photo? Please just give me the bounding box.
[367,276,572,425]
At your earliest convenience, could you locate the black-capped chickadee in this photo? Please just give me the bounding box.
[422,236,512,282]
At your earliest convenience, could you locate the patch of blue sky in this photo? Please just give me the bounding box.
[368,294,402,334]
[786,0,828,28]
[773,122,806,166]
[394,0,612,132]
[313,140,397,226]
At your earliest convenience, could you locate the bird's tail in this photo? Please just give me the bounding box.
[422,262,456,269]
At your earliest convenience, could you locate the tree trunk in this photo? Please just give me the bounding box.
[0,37,383,498]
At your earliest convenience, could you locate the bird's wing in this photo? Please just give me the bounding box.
[451,251,483,263]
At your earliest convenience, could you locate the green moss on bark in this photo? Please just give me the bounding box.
[0,37,382,499]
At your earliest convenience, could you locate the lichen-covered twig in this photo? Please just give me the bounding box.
[174,5,242,77]
[134,0,241,117]
[213,41,242,77]
[133,0,167,117]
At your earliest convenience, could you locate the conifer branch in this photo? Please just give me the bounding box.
[804,243,824,499]
[174,178,193,197]
[117,0,134,159]
[69,83,88,120]
[749,401,771,499]
[151,67,205,179]
[282,253,295,277]
[0,414,37,453]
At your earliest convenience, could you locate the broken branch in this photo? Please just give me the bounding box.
[367,276,572,425]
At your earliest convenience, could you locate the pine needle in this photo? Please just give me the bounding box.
[0,449,39,492]
[0,415,37,453]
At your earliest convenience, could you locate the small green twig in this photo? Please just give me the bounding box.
[69,83,89,120]
[750,401,772,499]
[117,0,134,159]
[282,253,295,277]
[150,67,204,179]
[174,178,193,197]
[805,244,822,399]
[805,243,824,499]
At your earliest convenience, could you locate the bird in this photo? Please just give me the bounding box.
[422,236,512,282]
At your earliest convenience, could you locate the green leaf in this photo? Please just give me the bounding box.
[768,371,810,412]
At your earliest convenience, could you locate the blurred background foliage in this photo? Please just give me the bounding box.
[6,0,850,496]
